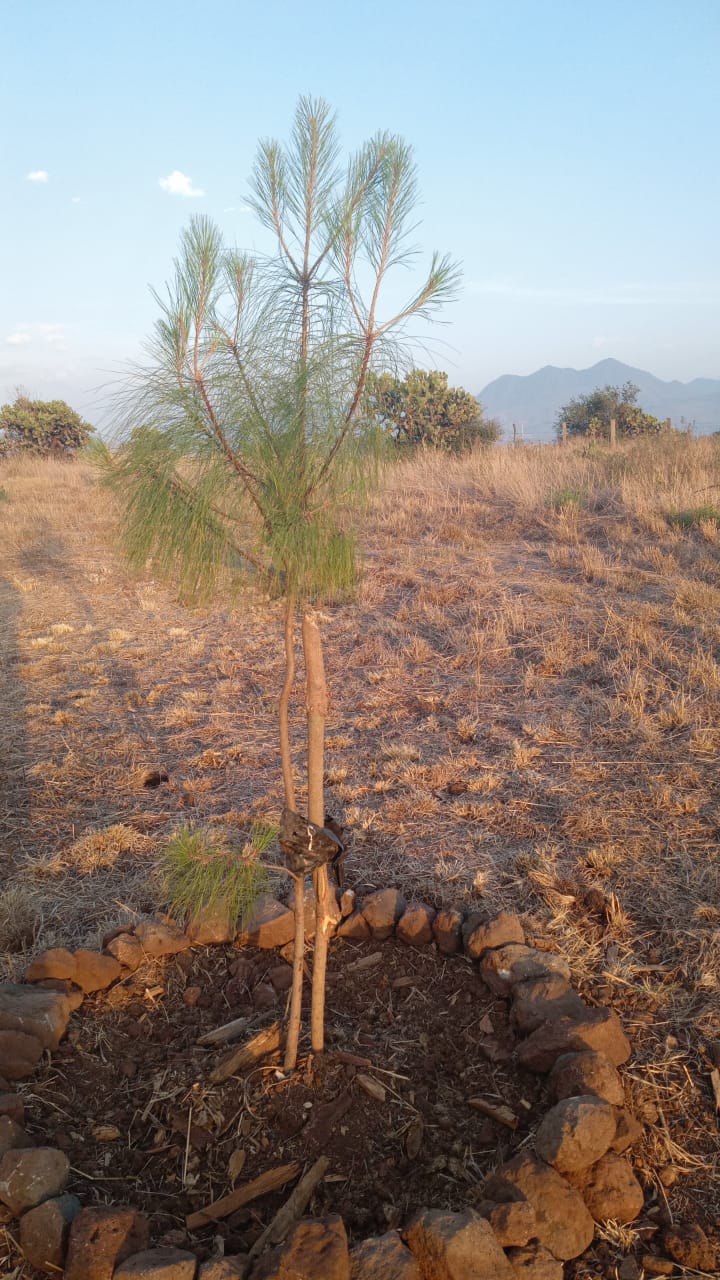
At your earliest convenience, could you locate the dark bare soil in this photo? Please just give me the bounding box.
[17,937,545,1265]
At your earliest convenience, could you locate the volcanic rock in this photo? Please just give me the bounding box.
[516,1008,631,1073]
[349,1229,421,1278]
[19,1192,81,1274]
[71,950,121,993]
[663,1222,717,1272]
[114,1245,199,1277]
[362,889,406,941]
[134,920,193,958]
[235,897,295,950]
[484,1153,595,1261]
[0,982,74,1049]
[0,1147,70,1214]
[404,1207,516,1279]
[26,948,77,983]
[547,1051,625,1107]
[106,933,146,971]
[432,909,464,955]
[506,1243,564,1279]
[64,1205,150,1280]
[252,1215,350,1279]
[397,902,436,946]
[479,945,570,997]
[0,1115,34,1158]
[511,976,586,1035]
[337,911,371,941]
[535,1096,617,1173]
[464,911,525,959]
[0,1029,44,1080]
[610,1109,644,1154]
[574,1152,644,1223]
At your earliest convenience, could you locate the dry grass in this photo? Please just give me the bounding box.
[1,437,719,1227]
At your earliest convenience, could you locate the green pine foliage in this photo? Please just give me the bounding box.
[162,823,274,930]
[101,97,460,608]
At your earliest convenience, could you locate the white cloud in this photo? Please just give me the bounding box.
[5,323,66,350]
[159,169,205,197]
[26,170,49,183]
[71,196,81,204]
[223,204,251,214]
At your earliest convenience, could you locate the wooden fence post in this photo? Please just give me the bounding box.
[512,423,518,448]
[561,421,567,446]
[609,418,616,448]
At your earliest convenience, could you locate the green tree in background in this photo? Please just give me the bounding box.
[102,97,459,1067]
[366,368,501,450]
[555,381,664,440]
[0,396,94,456]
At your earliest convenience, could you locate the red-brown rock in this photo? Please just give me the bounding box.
[432,909,463,955]
[574,1153,644,1223]
[19,1192,81,1273]
[198,1257,250,1279]
[362,889,406,941]
[464,911,525,959]
[485,1199,536,1247]
[0,1115,34,1158]
[484,1153,595,1261]
[64,1206,150,1280]
[106,933,146,971]
[26,948,77,983]
[337,911,371,941]
[268,963,293,993]
[235,897,295,950]
[506,1243,564,1279]
[0,982,74,1050]
[69,950,121,993]
[516,1008,631,1073]
[35,978,84,1010]
[349,1229,421,1278]
[114,1245,199,1277]
[252,1215,349,1280]
[339,890,355,918]
[397,902,436,946]
[0,1092,24,1125]
[535,1096,617,1173]
[511,976,586,1035]
[547,1051,625,1107]
[0,1028,44,1080]
[610,1109,644,1154]
[134,920,192,957]
[663,1222,717,1272]
[0,1147,70,1214]
[404,1207,516,1279]
[186,902,233,945]
[479,945,570,997]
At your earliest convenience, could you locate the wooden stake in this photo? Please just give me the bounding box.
[248,1155,330,1258]
[302,610,332,1055]
[284,872,305,1071]
[610,417,616,448]
[209,1021,282,1084]
[186,1161,301,1230]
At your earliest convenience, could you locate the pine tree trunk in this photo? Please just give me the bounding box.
[302,610,331,1054]
[280,595,305,1071]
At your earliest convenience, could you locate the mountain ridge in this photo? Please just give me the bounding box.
[478,359,720,441]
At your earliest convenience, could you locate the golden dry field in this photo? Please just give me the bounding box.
[1,435,719,1236]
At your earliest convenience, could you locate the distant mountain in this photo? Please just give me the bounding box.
[478,359,720,442]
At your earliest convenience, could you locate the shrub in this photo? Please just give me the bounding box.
[0,396,94,457]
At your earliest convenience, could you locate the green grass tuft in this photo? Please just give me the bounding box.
[548,485,587,511]
[162,822,275,930]
[669,504,720,527]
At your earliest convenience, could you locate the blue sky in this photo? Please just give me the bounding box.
[2,0,718,423]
